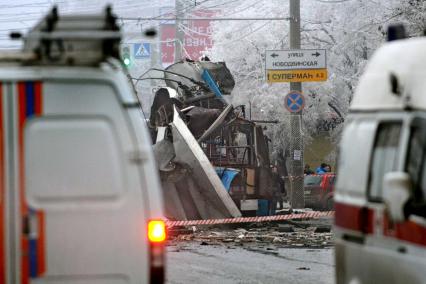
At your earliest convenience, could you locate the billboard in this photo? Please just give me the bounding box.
[160,9,216,67]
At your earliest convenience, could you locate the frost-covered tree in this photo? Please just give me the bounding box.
[395,0,426,36]
[207,0,423,163]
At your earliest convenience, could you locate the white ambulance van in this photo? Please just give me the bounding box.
[0,7,166,284]
[335,28,426,283]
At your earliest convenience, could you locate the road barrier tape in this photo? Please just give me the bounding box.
[166,211,334,227]
[283,174,335,181]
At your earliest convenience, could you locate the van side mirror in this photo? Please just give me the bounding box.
[383,172,411,222]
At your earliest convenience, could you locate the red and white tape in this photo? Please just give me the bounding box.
[284,174,335,181]
[166,211,334,227]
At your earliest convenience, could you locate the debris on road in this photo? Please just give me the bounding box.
[314,226,332,233]
[168,218,334,249]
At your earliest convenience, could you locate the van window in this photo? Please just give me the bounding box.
[369,123,402,201]
[406,124,426,201]
[336,120,376,194]
[304,176,322,186]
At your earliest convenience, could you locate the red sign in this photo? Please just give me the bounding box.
[160,25,176,65]
[160,10,216,67]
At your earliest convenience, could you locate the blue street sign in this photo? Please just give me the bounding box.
[134,43,151,59]
[285,91,305,113]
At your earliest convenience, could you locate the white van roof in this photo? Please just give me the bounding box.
[350,37,426,111]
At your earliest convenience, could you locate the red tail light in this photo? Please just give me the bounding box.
[148,220,166,284]
[148,220,166,243]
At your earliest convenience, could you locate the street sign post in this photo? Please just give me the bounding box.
[285,91,305,113]
[265,49,327,83]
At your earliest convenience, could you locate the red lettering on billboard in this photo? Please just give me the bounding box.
[160,9,216,67]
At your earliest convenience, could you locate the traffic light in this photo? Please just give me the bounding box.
[121,46,131,67]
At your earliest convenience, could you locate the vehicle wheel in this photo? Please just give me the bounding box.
[326,197,334,211]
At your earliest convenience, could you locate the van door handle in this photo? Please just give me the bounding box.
[343,234,365,244]
[397,246,407,254]
[22,212,38,238]
[22,215,30,236]
[129,150,148,164]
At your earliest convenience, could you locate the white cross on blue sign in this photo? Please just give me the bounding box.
[134,43,151,59]
[285,91,305,113]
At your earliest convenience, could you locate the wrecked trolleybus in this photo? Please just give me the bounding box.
[148,59,279,220]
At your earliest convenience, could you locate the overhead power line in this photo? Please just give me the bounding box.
[210,20,273,46]
[120,17,290,21]
[220,0,261,17]
[314,0,353,3]
[128,0,218,26]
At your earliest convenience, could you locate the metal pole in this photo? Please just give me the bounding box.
[174,0,184,62]
[289,0,304,209]
[150,38,159,110]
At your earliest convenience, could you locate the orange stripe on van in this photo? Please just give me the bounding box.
[17,82,29,284]
[337,201,426,247]
[394,221,426,247]
[335,202,374,234]
[384,214,426,247]
[0,83,5,284]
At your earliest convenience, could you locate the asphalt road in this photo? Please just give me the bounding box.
[166,242,335,284]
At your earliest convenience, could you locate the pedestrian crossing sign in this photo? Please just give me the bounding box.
[134,43,151,59]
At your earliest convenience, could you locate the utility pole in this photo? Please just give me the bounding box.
[150,38,159,109]
[289,0,304,209]
[174,0,185,62]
